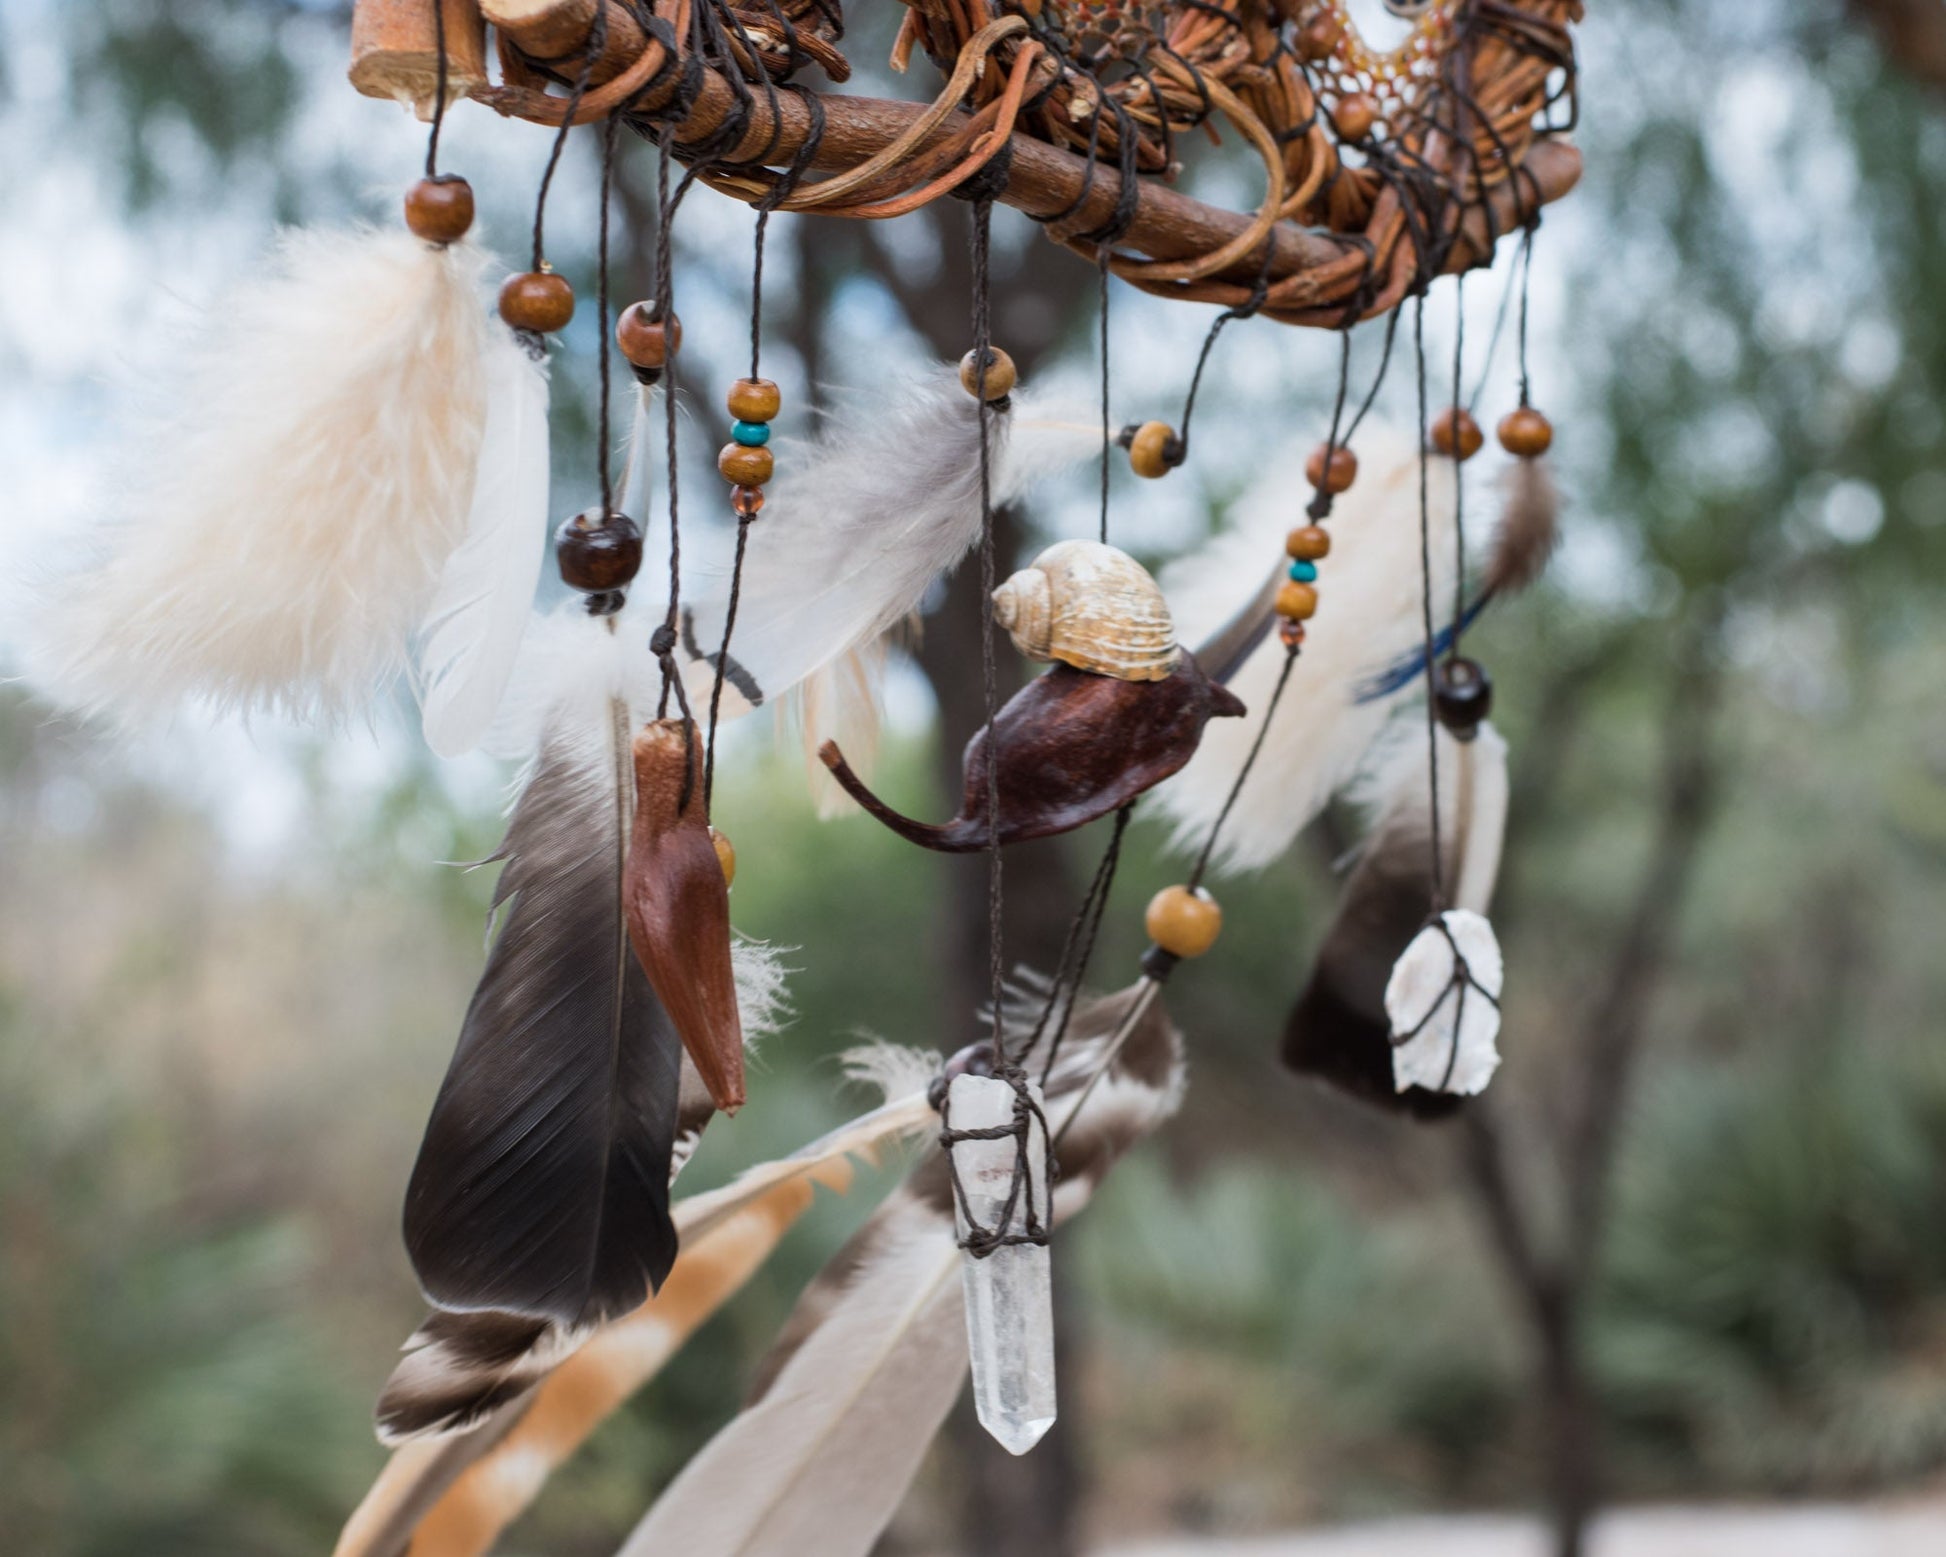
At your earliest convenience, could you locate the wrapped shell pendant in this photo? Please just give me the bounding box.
[992,540,1181,682]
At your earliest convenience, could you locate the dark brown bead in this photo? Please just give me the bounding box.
[1298,14,1343,61]
[958,346,1017,401]
[731,484,766,517]
[1333,93,1379,143]
[727,377,781,423]
[1433,656,1493,735]
[718,443,774,486]
[404,175,474,245]
[617,303,680,368]
[556,508,643,592]
[1285,525,1331,561]
[1128,421,1182,479]
[1304,443,1358,494]
[500,271,575,334]
[1431,406,1484,461]
[1498,406,1554,458]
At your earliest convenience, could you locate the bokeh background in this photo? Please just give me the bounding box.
[5,1,1946,1554]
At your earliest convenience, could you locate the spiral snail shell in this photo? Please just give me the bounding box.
[991,539,1181,682]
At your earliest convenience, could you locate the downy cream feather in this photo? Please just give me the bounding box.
[417,332,551,757]
[1154,425,1461,873]
[31,227,491,723]
[678,366,1097,808]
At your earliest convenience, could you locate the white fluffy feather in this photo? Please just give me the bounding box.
[417,332,551,757]
[680,366,1097,805]
[30,227,491,724]
[1344,717,1511,917]
[1155,425,1461,873]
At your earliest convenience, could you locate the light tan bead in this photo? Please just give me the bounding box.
[718,443,774,486]
[1285,525,1331,561]
[958,347,1017,401]
[727,377,781,422]
[1128,421,1180,479]
[1146,885,1222,958]
[1276,580,1319,620]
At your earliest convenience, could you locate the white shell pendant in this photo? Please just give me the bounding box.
[991,539,1181,682]
[1385,909,1504,1095]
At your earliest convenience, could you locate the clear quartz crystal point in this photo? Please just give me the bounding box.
[946,1071,1057,1455]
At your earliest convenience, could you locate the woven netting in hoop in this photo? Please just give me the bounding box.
[478,0,1581,328]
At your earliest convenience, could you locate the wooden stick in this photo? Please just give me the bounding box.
[350,0,489,120]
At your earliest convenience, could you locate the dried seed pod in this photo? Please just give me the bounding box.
[991,540,1180,683]
[623,720,744,1113]
[819,653,1246,853]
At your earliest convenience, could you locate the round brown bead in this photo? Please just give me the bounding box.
[1498,406,1554,459]
[500,271,575,334]
[731,485,766,517]
[958,346,1017,401]
[404,175,474,245]
[1298,14,1343,61]
[1304,443,1358,494]
[719,443,774,486]
[727,377,781,423]
[1333,93,1379,142]
[1128,421,1182,480]
[616,303,680,368]
[1145,885,1222,959]
[1285,525,1332,562]
[1276,580,1319,620]
[1279,619,1307,649]
[710,827,737,887]
[1431,406,1484,461]
[555,509,643,592]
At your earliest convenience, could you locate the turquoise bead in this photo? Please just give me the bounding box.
[731,420,771,447]
[1288,559,1318,583]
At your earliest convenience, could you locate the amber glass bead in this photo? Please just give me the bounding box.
[556,509,643,591]
[1304,443,1357,494]
[958,346,1017,401]
[727,377,781,423]
[1431,406,1484,461]
[404,175,474,245]
[1279,619,1307,649]
[1333,93,1379,142]
[1434,657,1493,735]
[1276,580,1319,620]
[719,443,774,486]
[500,271,575,334]
[1146,885,1222,959]
[1285,525,1331,561]
[616,303,680,368]
[710,827,737,887]
[1129,421,1182,479]
[1498,406,1554,458]
[731,485,766,517]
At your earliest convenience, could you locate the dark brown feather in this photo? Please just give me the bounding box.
[402,710,684,1329]
[1482,456,1561,598]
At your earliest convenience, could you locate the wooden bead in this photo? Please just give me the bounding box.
[710,827,736,887]
[1431,406,1484,461]
[616,303,680,368]
[719,443,774,486]
[959,346,1017,401]
[403,175,474,245]
[1434,656,1494,735]
[732,485,766,517]
[1285,525,1331,561]
[1298,14,1343,61]
[1304,443,1358,494]
[1279,619,1307,649]
[1146,885,1222,959]
[500,271,575,334]
[1276,580,1319,620]
[1333,93,1379,142]
[555,508,643,592]
[1498,406,1554,458]
[1128,421,1182,479]
[727,377,781,423]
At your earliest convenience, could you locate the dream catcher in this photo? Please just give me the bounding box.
[27,0,1581,1550]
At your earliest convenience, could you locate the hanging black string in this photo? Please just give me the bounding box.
[1413,294,1447,911]
[1034,805,1132,1088]
[1096,248,1112,544]
[596,114,620,518]
[424,0,450,177]
[971,197,1006,1061]
[1515,223,1537,409]
[1448,273,1467,659]
[530,5,608,271]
